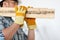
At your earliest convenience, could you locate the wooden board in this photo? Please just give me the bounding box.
[0,7,55,18]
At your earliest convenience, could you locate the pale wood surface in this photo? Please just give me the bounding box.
[0,7,55,18]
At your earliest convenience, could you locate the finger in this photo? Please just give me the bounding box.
[23,10,26,13]
[21,6,27,10]
[21,7,23,11]
[28,6,33,8]
[19,6,24,11]
[15,6,18,12]
[18,6,20,11]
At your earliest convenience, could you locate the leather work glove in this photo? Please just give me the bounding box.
[25,18,36,30]
[25,6,36,30]
[14,6,27,25]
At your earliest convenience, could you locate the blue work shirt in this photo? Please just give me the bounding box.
[0,16,27,40]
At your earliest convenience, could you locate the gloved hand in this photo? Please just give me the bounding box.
[25,18,36,30]
[14,6,27,25]
[25,6,36,30]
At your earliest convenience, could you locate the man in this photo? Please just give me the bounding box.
[0,0,36,40]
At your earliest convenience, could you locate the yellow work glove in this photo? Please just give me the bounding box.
[25,6,36,30]
[14,6,27,25]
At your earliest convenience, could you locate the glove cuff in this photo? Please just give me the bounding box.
[28,25,36,30]
[14,16,24,25]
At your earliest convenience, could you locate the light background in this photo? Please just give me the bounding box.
[0,0,60,40]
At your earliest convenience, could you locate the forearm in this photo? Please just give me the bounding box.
[2,23,20,40]
[28,30,35,40]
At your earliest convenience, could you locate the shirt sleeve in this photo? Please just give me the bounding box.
[0,31,5,40]
[0,17,5,40]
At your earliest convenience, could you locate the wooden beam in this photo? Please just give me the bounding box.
[0,7,55,18]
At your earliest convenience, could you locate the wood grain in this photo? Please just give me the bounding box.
[0,7,55,18]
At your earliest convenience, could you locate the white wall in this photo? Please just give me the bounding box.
[0,0,60,40]
[20,0,60,40]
